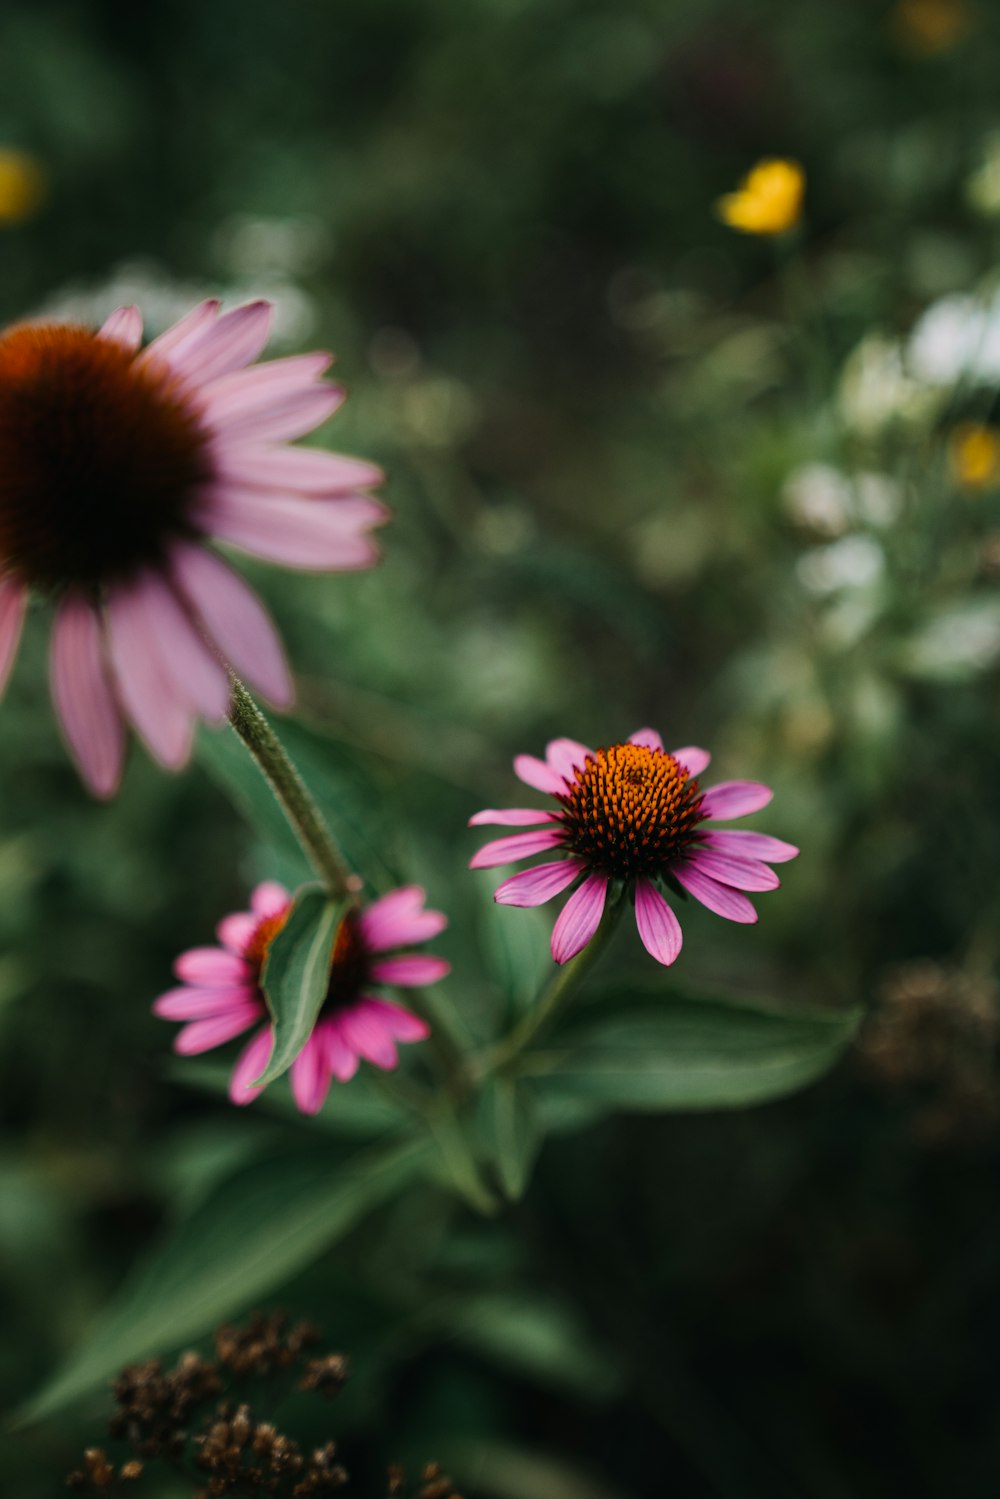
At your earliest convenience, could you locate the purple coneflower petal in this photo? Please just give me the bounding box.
[323,1020,361,1082]
[634,879,683,966]
[174,947,251,985]
[215,444,383,496]
[358,886,446,952]
[201,354,334,427]
[105,583,196,770]
[370,954,450,987]
[168,301,273,385]
[130,571,231,724]
[513,754,568,795]
[551,873,608,964]
[545,737,593,782]
[251,881,290,919]
[470,828,565,869]
[468,808,559,828]
[171,542,293,710]
[207,380,345,444]
[203,491,387,571]
[701,780,774,822]
[229,1026,273,1105]
[173,1003,262,1054]
[629,727,663,751]
[701,829,799,863]
[0,575,27,698]
[97,305,143,351]
[673,862,758,924]
[339,1003,399,1070]
[360,998,430,1042]
[290,1032,332,1115]
[671,745,711,776]
[494,859,582,908]
[153,985,257,1020]
[139,299,220,367]
[684,847,780,892]
[49,595,125,799]
[216,912,257,954]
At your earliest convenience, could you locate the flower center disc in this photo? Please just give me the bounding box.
[250,909,369,1016]
[558,742,705,878]
[0,323,211,592]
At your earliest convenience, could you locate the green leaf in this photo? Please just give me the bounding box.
[422,1107,499,1215]
[255,884,346,1088]
[20,1136,428,1424]
[476,1077,543,1201]
[528,990,860,1114]
[196,722,308,875]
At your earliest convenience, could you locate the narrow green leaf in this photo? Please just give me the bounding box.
[528,993,860,1114]
[20,1137,428,1423]
[255,885,346,1088]
[423,1108,499,1215]
[477,1077,543,1201]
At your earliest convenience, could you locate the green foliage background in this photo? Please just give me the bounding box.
[3,0,1000,1494]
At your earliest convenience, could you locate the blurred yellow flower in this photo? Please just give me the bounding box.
[949,423,1000,490]
[715,159,805,237]
[891,0,974,56]
[0,149,45,225]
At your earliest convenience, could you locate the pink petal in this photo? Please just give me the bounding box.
[359,997,430,1043]
[139,300,221,368]
[251,881,291,919]
[202,489,387,570]
[290,1032,333,1115]
[174,947,251,985]
[105,581,195,770]
[513,754,567,796]
[173,1004,261,1054]
[551,873,608,965]
[127,571,230,723]
[672,862,758,924]
[170,542,293,709]
[370,954,451,987]
[701,780,774,822]
[629,727,663,751]
[701,829,799,864]
[206,380,345,443]
[0,575,27,699]
[229,1026,274,1105]
[97,305,143,350]
[634,879,683,966]
[168,301,273,384]
[545,737,593,782]
[323,1020,360,1082]
[49,595,125,798]
[467,807,559,827]
[199,352,332,426]
[685,847,780,892]
[470,828,564,869]
[671,744,711,776]
[153,985,258,1020]
[357,886,447,952]
[216,912,257,954]
[215,443,383,495]
[338,1002,399,1069]
[494,859,582,908]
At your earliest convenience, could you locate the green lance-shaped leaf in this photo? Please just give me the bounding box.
[254,884,348,1089]
[526,990,860,1115]
[19,1136,429,1424]
[476,1076,544,1201]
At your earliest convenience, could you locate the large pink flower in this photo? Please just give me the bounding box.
[154,881,448,1116]
[0,301,388,796]
[470,728,798,966]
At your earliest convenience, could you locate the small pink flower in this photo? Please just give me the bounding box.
[154,882,448,1116]
[470,729,798,966]
[0,302,388,796]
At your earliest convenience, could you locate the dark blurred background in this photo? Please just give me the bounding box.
[3,0,1000,1494]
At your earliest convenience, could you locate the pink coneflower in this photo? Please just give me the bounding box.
[154,882,448,1115]
[0,301,387,796]
[470,728,798,966]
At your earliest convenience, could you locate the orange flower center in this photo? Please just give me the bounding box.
[247,907,370,1015]
[557,742,705,878]
[0,323,211,593]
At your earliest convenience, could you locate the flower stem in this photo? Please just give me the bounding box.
[228,678,358,901]
[476,896,623,1078]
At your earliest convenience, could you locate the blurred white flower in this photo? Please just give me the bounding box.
[784,464,902,537]
[902,601,1000,679]
[797,535,885,595]
[966,134,1000,219]
[907,290,1000,385]
[838,333,928,437]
